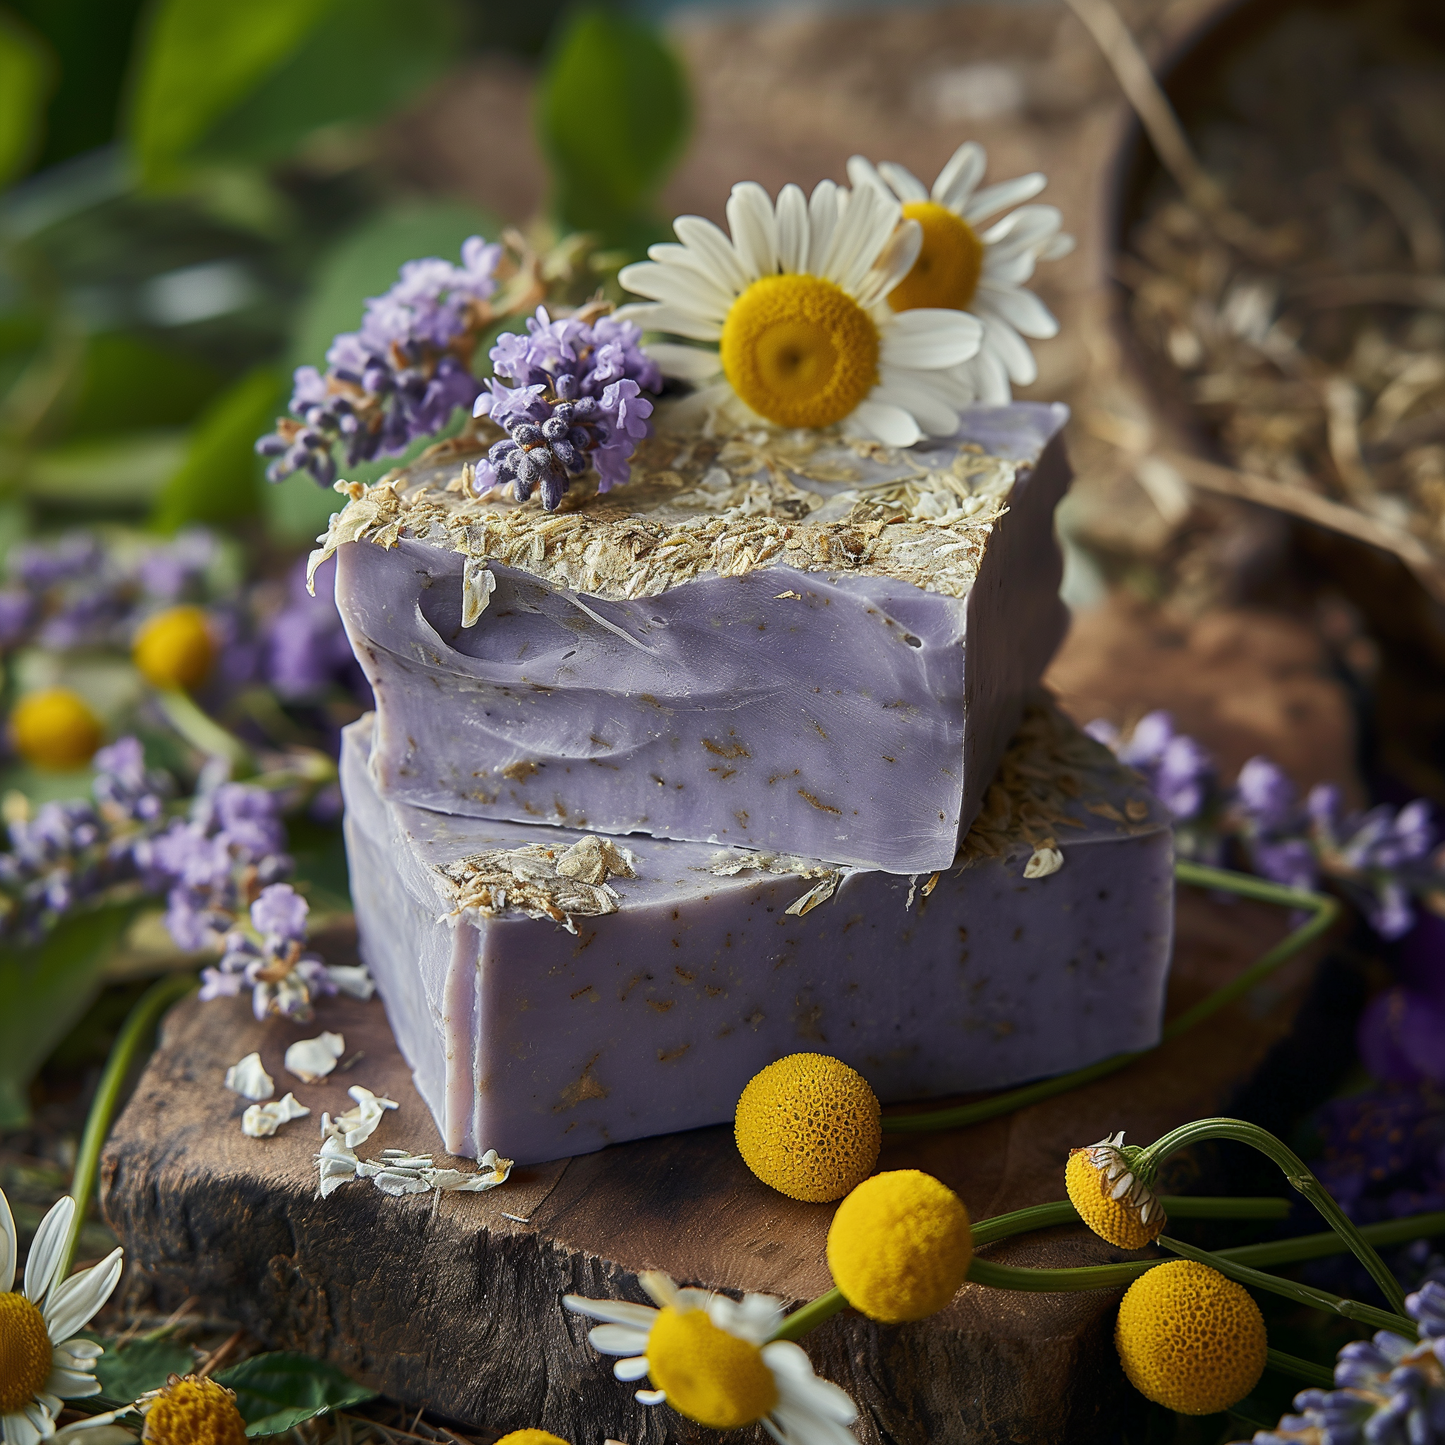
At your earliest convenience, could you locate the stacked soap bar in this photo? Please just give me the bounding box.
[341,704,1173,1166]
[325,403,1070,873]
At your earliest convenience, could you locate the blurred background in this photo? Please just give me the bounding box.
[3,0,1445,1438]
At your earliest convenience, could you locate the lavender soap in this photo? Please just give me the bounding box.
[341,701,1173,1166]
[321,402,1071,873]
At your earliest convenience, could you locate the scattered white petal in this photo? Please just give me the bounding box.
[1024,845,1064,879]
[325,965,375,1001]
[223,1052,274,1102]
[285,1031,345,1082]
[320,1086,399,1148]
[315,1136,359,1198]
[242,1093,311,1138]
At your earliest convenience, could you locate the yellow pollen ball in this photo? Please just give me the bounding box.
[494,1433,572,1445]
[645,1306,778,1429]
[0,1292,53,1413]
[1115,1260,1267,1415]
[10,688,103,771]
[827,1169,973,1323]
[735,1053,882,1202]
[1066,1149,1166,1249]
[720,274,878,430]
[887,201,984,314]
[133,607,217,691]
[142,1376,247,1445]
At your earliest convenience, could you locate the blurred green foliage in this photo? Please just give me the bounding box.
[0,12,52,187]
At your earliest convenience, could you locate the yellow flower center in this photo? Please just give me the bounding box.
[719,274,878,429]
[9,688,103,771]
[1115,1260,1268,1415]
[734,1053,881,1203]
[494,1433,571,1445]
[827,1169,973,1323]
[0,1291,53,1414]
[142,1376,247,1445]
[887,201,984,313]
[133,607,217,691]
[645,1306,779,1430]
[1066,1147,1166,1249]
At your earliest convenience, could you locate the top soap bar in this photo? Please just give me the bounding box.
[322,402,1070,873]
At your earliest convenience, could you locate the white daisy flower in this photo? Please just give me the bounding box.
[564,1271,858,1444]
[618,180,982,447]
[0,1187,124,1445]
[847,142,1074,403]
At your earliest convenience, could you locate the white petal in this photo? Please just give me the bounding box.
[981,203,1064,256]
[223,1052,273,1102]
[933,141,987,212]
[726,182,779,281]
[882,308,981,369]
[588,1323,652,1355]
[283,1032,344,1083]
[963,173,1047,224]
[562,1294,659,1329]
[0,1185,15,1292]
[634,1390,666,1407]
[613,1355,652,1382]
[242,1093,311,1138]
[44,1369,100,1400]
[4,1409,45,1445]
[643,342,722,383]
[952,343,1013,403]
[52,1341,102,1366]
[325,965,374,1000]
[974,311,1038,385]
[673,215,749,294]
[24,1197,73,1303]
[849,398,921,447]
[806,180,842,275]
[845,155,890,198]
[616,261,732,322]
[20,1407,53,1444]
[43,1248,122,1343]
[612,302,721,343]
[975,280,1058,339]
[871,374,960,437]
[877,161,928,204]
[775,184,809,274]
[828,184,899,295]
[854,219,922,309]
[1038,231,1075,262]
[52,1428,134,1445]
[765,1343,859,1423]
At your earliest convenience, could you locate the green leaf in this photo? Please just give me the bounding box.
[214,1352,375,1436]
[0,901,138,1129]
[0,11,53,188]
[198,0,459,165]
[536,5,690,251]
[26,430,189,508]
[151,366,279,532]
[93,1335,194,1405]
[62,333,226,442]
[125,0,336,186]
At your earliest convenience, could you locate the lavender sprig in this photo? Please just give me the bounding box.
[1238,1280,1445,1444]
[257,238,502,487]
[473,307,660,510]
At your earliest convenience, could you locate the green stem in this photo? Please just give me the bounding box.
[1218,1212,1445,1269]
[62,972,197,1275]
[1139,1119,1407,1317]
[1159,1234,1414,1338]
[1266,1350,1335,1389]
[882,864,1338,1135]
[154,689,255,775]
[771,1289,847,1342]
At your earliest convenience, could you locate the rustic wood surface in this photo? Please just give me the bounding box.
[102,882,1324,1445]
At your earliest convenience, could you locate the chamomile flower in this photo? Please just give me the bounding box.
[847,143,1074,403]
[618,181,982,447]
[1,1187,124,1445]
[564,1271,858,1444]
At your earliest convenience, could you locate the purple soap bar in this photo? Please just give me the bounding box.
[323,402,1071,873]
[340,701,1174,1166]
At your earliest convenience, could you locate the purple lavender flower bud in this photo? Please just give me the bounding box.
[213,783,284,861]
[1082,718,1120,750]
[1367,880,1415,940]
[1236,755,1298,833]
[1252,838,1318,892]
[164,887,213,951]
[1117,710,1174,768]
[1154,734,1213,821]
[0,587,35,647]
[197,966,245,1001]
[251,881,309,942]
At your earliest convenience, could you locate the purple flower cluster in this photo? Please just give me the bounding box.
[473,307,660,510]
[1240,1281,1445,1444]
[0,528,219,654]
[257,238,502,488]
[1087,711,1440,938]
[1312,1085,1445,1225]
[0,738,172,942]
[1357,910,1445,1092]
[261,554,366,703]
[198,882,372,1021]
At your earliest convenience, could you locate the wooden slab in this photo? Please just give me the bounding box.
[101,888,1325,1445]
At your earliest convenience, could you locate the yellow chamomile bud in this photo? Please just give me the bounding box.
[133,606,217,690]
[827,1169,973,1322]
[141,1374,247,1445]
[9,687,102,770]
[1115,1260,1268,1415]
[734,1053,882,1202]
[1066,1131,1166,1249]
[646,1303,779,1429]
[0,1291,52,1413]
[494,1433,572,1445]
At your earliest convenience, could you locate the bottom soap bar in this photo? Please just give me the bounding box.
[341,704,1174,1166]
